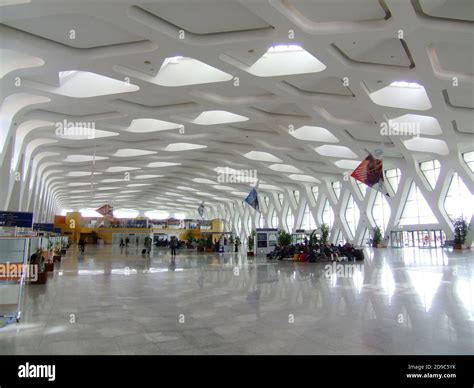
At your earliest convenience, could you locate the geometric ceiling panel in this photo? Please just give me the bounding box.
[243,151,282,163]
[368,82,432,110]
[243,45,326,77]
[139,2,272,34]
[315,145,358,158]
[403,137,449,156]
[418,0,474,22]
[191,110,248,125]
[290,126,339,143]
[1,0,471,216]
[268,164,303,174]
[4,14,143,48]
[334,38,412,67]
[124,118,182,133]
[153,57,233,87]
[430,42,474,76]
[388,114,442,136]
[0,48,44,78]
[112,149,157,157]
[53,71,139,98]
[285,77,353,96]
[164,143,207,152]
[282,0,389,23]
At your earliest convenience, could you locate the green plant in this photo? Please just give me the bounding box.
[320,224,329,245]
[205,236,213,248]
[197,238,205,249]
[185,230,194,245]
[453,217,469,245]
[278,230,292,247]
[32,248,46,273]
[373,226,383,246]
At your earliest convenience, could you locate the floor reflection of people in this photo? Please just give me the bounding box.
[169,256,176,272]
[197,270,204,289]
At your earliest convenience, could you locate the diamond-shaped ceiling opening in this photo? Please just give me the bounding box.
[368,81,432,110]
[0,48,44,78]
[290,126,339,142]
[268,164,303,173]
[154,57,233,87]
[334,160,361,169]
[147,162,181,168]
[191,110,248,125]
[53,71,139,98]
[244,45,326,77]
[125,118,182,133]
[164,143,207,152]
[56,129,119,140]
[243,151,282,163]
[403,138,449,156]
[288,174,320,183]
[388,114,442,136]
[315,145,358,158]
[113,149,156,157]
[63,155,108,163]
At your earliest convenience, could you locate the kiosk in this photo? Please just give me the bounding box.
[255,228,278,256]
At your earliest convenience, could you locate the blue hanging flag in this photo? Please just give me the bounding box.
[244,187,259,212]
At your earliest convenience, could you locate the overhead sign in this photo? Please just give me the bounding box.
[33,223,55,232]
[0,211,33,228]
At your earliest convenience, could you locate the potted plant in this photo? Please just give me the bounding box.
[373,226,383,248]
[278,230,292,247]
[185,230,194,248]
[197,238,205,252]
[247,231,255,256]
[30,249,47,284]
[205,236,214,252]
[453,217,470,250]
[320,223,329,245]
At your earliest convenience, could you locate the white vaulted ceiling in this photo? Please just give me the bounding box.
[0,0,473,219]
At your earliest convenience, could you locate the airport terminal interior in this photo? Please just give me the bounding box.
[0,0,473,356]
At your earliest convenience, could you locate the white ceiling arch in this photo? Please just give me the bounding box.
[0,0,472,219]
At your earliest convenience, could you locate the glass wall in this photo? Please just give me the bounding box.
[444,173,473,221]
[286,207,294,232]
[420,160,440,190]
[399,181,437,225]
[332,181,341,200]
[322,199,334,228]
[385,168,401,194]
[345,195,360,238]
[463,151,474,173]
[372,191,391,231]
[300,203,317,230]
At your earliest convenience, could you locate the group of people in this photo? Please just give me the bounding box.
[267,242,364,262]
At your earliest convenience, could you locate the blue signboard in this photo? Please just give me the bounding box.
[33,223,55,232]
[0,211,33,228]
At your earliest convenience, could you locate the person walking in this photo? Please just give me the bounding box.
[78,238,86,253]
[144,235,152,256]
[170,236,177,257]
[125,236,130,247]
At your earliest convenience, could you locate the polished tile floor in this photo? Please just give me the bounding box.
[1,244,473,355]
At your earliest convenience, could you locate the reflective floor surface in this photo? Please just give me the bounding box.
[1,244,473,355]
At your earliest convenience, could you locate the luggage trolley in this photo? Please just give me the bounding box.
[0,237,29,327]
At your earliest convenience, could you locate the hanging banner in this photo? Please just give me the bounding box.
[350,154,390,196]
[96,204,113,216]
